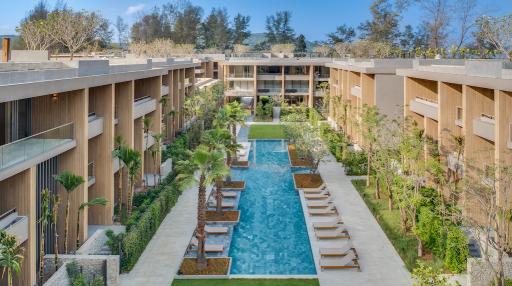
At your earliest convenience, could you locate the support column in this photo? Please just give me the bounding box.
[115,81,134,207]
[0,167,37,286]
[308,65,314,107]
[253,65,257,113]
[89,84,115,225]
[495,90,512,204]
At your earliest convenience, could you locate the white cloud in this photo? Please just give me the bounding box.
[126,4,145,16]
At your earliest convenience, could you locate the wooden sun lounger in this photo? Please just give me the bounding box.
[315,227,350,239]
[307,199,334,208]
[205,226,229,234]
[190,238,224,253]
[302,184,328,193]
[312,218,344,229]
[309,206,338,216]
[304,191,330,200]
[319,242,357,257]
[221,191,237,198]
[320,252,361,271]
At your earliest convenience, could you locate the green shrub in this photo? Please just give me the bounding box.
[89,277,104,286]
[416,207,443,252]
[162,133,189,163]
[342,151,368,175]
[444,227,469,273]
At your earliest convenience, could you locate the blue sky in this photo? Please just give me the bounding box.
[2,0,511,42]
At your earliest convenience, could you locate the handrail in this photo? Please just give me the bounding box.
[0,209,16,221]
[134,96,152,103]
[0,122,74,149]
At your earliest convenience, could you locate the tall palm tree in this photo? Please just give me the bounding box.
[176,145,229,270]
[112,136,126,222]
[76,198,108,249]
[150,133,164,185]
[225,101,246,144]
[50,193,60,272]
[143,117,153,188]
[38,189,50,285]
[53,171,85,254]
[120,147,142,217]
[0,230,24,286]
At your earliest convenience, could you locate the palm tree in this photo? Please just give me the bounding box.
[150,133,164,185]
[112,136,126,222]
[38,189,50,285]
[0,230,24,286]
[143,117,153,188]
[225,101,246,144]
[120,147,142,217]
[76,198,108,249]
[176,145,229,270]
[50,193,60,272]
[53,171,85,254]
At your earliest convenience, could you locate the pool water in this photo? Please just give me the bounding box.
[229,140,316,275]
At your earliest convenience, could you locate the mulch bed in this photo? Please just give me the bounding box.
[230,160,249,168]
[293,173,324,189]
[206,210,240,222]
[288,145,313,167]
[178,258,230,275]
[222,181,245,189]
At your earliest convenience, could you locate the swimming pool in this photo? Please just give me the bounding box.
[229,140,316,275]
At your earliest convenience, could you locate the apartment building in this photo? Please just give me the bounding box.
[0,58,198,286]
[326,59,413,144]
[221,55,331,109]
[397,60,512,216]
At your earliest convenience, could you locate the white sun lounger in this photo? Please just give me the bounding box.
[312,218,344,229]
[320,252,361,271]
[205,226,229,234]
[302,183,328,193]
[221,191,237,198]
[208,201,235,208]
[309,206,338,216]
[319,242,356,257]
[190,238,224,253]
[315,227,350,239]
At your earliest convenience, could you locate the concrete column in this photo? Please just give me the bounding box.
[88,84,115,225]
[253,65,257,112]
[308,65,314,107]
[495,89,512,204]
[0,167,37,286]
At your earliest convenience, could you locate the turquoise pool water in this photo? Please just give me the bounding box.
[229,140,316,275]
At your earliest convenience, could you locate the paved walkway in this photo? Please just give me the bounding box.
[303,154,411,286]
[120,184,200,286]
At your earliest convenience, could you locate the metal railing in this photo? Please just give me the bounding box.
[0,122,74,169]
[285,88,309,93]
[257,88,282,93]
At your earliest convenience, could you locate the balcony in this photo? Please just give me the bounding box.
[144,133,156,150]
[0,209,28,245]
[87,162,95,187]
[161,85,169,96]
[284,74,309,80]
[351,86,361,98]
[315,90,328,97]
[184,78,192,88]
[285,88,309,95]
[315,74,330,81]
[455,119,463,127]
[225,89,254,97]
[257,74,283,80]
[473,115,495,142]
[0,123,75,181]
[409,97,438,121]
[257,88,282,95]
[133,96,156,119]
[88,113,104,140]
[195,68,205,74]
[226,73,253,80]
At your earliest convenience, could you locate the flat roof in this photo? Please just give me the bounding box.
[224,57,332,66]
[326,59,413,74]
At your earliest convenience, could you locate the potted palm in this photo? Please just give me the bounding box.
[176,145,229,270]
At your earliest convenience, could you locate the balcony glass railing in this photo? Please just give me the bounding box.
[257,88,282,94]
[228,73,254,78]
[0,122,74,170]
[285,88,309,93]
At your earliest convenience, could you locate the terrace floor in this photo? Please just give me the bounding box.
[305,154,411,286]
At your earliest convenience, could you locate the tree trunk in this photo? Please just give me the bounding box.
[231,124,237,144]
[54,223,59,272]
[197,174,208,270]
[127,181,134,217]
[375,177,381,199]
[76,210,81,250]
[39,229,45,285]
[118,168,123,224]
[366,151,371,187]
[8,269,12,286]
[64,197,70,254]
[417,236,423,257]
[215,180,223,216]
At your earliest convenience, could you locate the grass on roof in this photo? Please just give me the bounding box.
[248,124,285,139]
[172,279,320,286]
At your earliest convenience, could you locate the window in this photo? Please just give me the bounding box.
[456,106,463,121]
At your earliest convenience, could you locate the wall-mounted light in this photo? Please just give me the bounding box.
[51,93,58,102]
